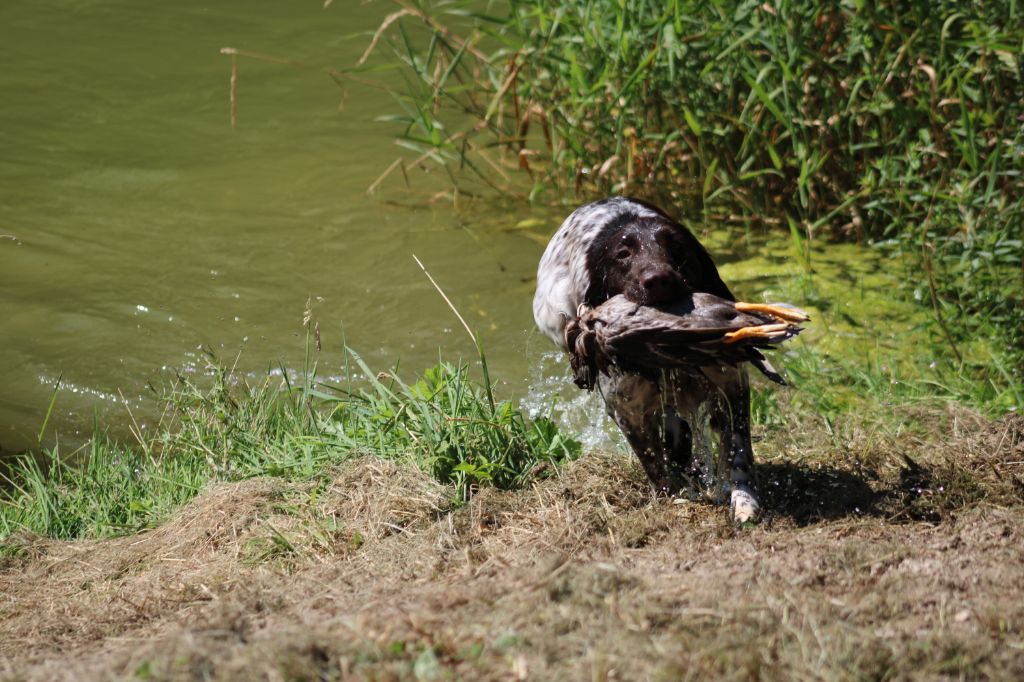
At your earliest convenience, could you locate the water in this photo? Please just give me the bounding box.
[0,0,568,453]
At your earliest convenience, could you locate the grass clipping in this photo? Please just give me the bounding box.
[2,409,1023,681]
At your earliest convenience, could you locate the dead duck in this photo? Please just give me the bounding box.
[564,293,809,390]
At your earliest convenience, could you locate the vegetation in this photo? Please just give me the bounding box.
[0,349,579,544]
[357,0,1023,405]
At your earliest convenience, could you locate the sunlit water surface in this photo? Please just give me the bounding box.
[0,0,593,454]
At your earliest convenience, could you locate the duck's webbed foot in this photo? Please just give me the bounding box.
[733,301,811,323]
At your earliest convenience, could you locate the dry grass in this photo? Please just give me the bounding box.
[2,410,1022,681]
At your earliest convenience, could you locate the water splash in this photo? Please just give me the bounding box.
[688,401,728,503]
[520,349,621,451]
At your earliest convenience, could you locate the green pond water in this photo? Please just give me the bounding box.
[0,0,934,456]
[0,0,553,451]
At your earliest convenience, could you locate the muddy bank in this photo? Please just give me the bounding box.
[2,411,1022,680]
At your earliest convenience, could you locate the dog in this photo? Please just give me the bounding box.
[533,197,761,522]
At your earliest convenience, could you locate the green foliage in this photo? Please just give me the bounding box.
[0,434,203,542]
[361,0,1023,391]
[0,350,580,544]
[364,0,1022,224]
[325,352,580,502]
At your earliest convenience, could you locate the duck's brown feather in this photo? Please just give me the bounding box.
[565,293,808,389]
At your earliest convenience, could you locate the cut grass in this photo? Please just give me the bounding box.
[1,279,1021,679]
[2,410,1021,681]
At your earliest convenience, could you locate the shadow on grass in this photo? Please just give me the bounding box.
[757,462,878,525]
[756,451,1010,526]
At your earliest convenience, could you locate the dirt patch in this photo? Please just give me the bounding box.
[2,411,1022,680]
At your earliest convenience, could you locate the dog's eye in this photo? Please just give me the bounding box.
[615,234,639,261]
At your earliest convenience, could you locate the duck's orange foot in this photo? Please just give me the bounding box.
[723,323,794,344]
[734,302,811,323]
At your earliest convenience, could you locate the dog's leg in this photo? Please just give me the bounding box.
[598,372,694,495]
[709,368,760,524]
[661,407,697,495]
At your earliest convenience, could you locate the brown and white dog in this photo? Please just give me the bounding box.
[533,197,761,522]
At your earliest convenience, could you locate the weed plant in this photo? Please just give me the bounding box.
[0,349,580,544]
[326,351,578,500]
[356,0,1023,399]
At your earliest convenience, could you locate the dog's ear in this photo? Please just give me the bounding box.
[692,242,734,301]
[677,229,735,301]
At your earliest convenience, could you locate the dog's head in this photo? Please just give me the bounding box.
[533,197,735,349]
[585,213,733,306]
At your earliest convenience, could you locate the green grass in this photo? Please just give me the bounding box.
[325,350,580,500]
[0,349,580,546]
[353,0,1023,401]
[751,343,1019,434]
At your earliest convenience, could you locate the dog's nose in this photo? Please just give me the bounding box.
[640,269,683,303]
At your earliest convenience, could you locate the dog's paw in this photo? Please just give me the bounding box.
[730,486,761,525]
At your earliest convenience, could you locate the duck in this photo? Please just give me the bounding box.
[563,293,809,391]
